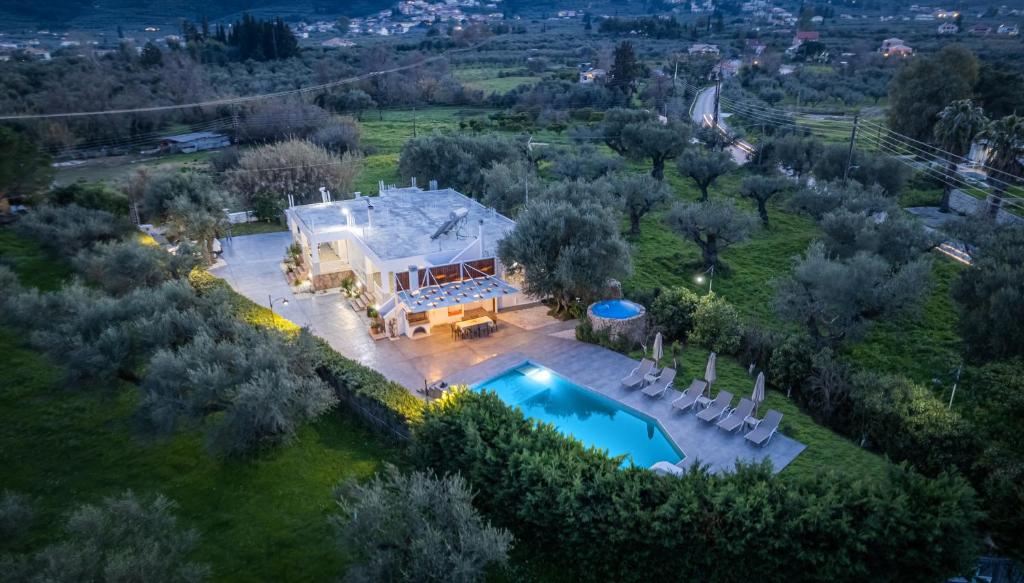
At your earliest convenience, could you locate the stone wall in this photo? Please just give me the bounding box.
[312,269,354,291]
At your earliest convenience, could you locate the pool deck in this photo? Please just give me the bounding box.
[446,349,806,475]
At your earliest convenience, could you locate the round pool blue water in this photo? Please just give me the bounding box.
[591,299,643,319]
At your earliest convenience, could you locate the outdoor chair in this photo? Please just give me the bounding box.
[696,391,734,423]
[744,410,783,447]
[621,359,655,389]
[671,379,708,412]
[716,398,755,433]
[641,368,677,399]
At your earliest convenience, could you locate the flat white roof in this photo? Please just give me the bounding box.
[288,187,515,262]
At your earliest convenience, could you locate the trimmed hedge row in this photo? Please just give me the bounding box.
[412,388,982,583]
[187,270,423,437]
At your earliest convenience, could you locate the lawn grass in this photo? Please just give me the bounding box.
[0,229,401,580]
[0,328,398,580]
[454,67,542,94]
[0,229,73,291]
[656,333,890,482]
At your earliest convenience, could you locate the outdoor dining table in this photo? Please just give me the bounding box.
[455,316,495,339]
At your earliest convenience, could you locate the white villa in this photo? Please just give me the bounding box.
[285,184,533,339]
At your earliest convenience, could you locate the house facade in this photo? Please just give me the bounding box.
[285,184,534,339]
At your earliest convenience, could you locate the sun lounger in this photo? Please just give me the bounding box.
[716,398,755,432]
[671,379,708,412]
[621,359,656,389]
[696,390,733,422]
[744,410,783,447]
[641,368,677,398]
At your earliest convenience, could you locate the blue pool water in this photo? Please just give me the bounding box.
[473,363,683,468]
[591,299,643,319]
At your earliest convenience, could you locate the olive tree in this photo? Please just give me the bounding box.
[602,108,689,180]
[479,160,537,217]
[774,241,932,348]
[611,173,671,235]
[498,199,631,314]
[950,224,1024,360]
[399,134,523,196]
[675,148,736,201]
[820,208,940,266]
[332,465,512,583]
[229,139,362,206]
[0,491,208,582]
[144,172,232,263]
[139,327,337,456]
[739,174,789,227]
[549,145,623,181]
[666,199,758,270]
[73,240,201,296]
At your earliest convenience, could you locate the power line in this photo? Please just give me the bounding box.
[0,38,497,121]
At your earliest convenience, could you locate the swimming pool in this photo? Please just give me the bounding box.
[472,363,684,468]
[589,299,644,319]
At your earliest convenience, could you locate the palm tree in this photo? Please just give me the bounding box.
[979,114,1024,219]
[933,100,988,213]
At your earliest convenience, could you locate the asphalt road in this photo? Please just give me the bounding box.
[690,86,752,165]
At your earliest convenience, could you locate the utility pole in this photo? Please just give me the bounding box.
[412,105,417,138]
[843,113,859,185]
[948,363,963,409]
[712,65,722,130]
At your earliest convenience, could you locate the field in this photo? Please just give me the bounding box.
[0,230,400,581]
[626,160,966,386]
[454,67,543,94]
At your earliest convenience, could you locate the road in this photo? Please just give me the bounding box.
[689,86,752,165]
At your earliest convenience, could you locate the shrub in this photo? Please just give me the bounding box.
[649,286,699,342]
[73,240,200,296]
[0,491,209,582]
[689,292,742,354]
[411,389,981,582]
[309,117,361,154]
[139,326,338,457]
[15,204,134,257]
[768,333,815,395]
[44,182,131,216]
[852,372,980,476]
[332,464,512,583]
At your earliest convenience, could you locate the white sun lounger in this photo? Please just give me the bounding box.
[696,391,733,423]
[621,359,655,389]
[716,398,755,432]
[671,379,708,412]
[641,368,677,398]
[744,410,783,446]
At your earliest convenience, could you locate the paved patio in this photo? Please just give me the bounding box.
[211,232,805,474]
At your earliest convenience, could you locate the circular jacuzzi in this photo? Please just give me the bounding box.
[588,299,646,342]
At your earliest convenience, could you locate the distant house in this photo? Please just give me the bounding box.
[688,43,720,55]
[158,132,230,154]
[937,22,959,34]
[792,30,820,45]
[579,68,606,84]
[997,23,1020,35]
[880,37,912,57]
[321,37,356,48]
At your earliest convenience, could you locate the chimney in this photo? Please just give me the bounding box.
[408,265,419,292]
[478,219,485,254]
[410,176,417,188]
[366,200,374,231]
[429,179,438,191]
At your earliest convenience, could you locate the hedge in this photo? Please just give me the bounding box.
[188,270,423,437]
[412,388,981,583]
